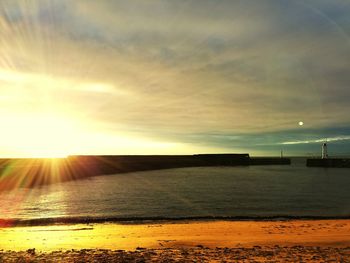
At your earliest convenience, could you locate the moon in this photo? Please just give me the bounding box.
[298,121,304,126]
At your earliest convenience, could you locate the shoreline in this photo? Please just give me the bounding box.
[2,215,350,228]
[1,219,350,261]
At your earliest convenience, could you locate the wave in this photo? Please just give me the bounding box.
[1,215,350,227]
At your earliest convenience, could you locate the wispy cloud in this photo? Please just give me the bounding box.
[281,136,350,145]
[0,0,350,156]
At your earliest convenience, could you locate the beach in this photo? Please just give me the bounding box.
[1,163,349,262]
[1,219,350,262]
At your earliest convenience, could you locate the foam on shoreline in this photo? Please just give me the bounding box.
[2,215,350,227]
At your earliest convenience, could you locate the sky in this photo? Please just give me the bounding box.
[0,0,350,157]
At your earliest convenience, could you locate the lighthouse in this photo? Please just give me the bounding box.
[321,142,328,159]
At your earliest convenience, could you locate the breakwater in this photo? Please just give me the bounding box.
[68,154,251,176]
[0,154,291,190]
[306,158,350,168]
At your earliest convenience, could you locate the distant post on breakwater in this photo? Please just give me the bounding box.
[321,142,328,159]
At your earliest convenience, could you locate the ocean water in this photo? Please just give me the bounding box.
[1,158,350,223]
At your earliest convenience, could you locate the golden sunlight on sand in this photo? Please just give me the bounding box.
[1,220,350,262]
[1,220,350,251]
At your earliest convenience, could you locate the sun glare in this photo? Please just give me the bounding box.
[0,113,79,158]
[0,69,220,157]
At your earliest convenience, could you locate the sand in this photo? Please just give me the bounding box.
[1,246,349,262]
[1,220,350,262]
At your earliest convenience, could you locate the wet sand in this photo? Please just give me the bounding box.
[1,220,350,262]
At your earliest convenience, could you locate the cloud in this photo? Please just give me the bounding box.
[1,0,350,155]
[281,136,350,145]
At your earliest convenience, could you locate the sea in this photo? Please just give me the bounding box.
[1,158,349,225]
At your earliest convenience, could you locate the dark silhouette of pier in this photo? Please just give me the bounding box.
[307,158,350,168]
[0,154,290,190]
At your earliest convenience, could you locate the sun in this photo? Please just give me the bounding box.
[0,113,80,158]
